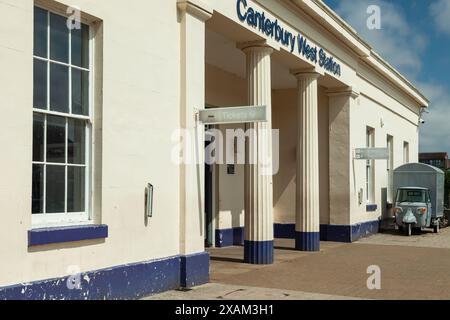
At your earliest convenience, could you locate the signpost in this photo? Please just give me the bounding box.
[355,148,389,160]
[199,106,267,125]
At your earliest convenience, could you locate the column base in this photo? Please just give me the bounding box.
[295,232,320,251]
[244,240,274,264]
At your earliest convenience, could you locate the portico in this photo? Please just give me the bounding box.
[201,2,349,263]
[198,0,426,269]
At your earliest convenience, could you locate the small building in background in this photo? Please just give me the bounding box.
[420,152,449,207]
[419,152,449,171]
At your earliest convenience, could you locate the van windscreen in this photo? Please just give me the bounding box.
[396,189,426,203]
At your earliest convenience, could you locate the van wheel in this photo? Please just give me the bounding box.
[433,223,440,234]
[405,224,412,236]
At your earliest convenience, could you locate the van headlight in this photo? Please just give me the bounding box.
[417,208,427,215]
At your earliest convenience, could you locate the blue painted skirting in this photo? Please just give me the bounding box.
[295,232,320,251]
[180,252,210,288]
[270,221,380,243]
[366,204,378,212]
[274,223,296,239]
[0,251,210,300]
[244,240,273,264]
[216,219,380,249]
[321,224,351,242]
[351,220,380,242]
[28,225,108,246]
[321,220,380,243]
[215,227,244,247]
[0,255,180,300]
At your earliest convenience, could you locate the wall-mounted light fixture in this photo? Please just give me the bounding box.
[145,183,154,218]
[358,188,364,206]
[419,106,428,125]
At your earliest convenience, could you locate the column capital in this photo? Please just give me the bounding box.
[290,67,323,80]
[177,0,213,22]
[237,40,278,54]
[326,86,360,98]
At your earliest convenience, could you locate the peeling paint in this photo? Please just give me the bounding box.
[0,253,210,300]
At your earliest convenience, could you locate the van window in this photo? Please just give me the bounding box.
[396,189,426,203]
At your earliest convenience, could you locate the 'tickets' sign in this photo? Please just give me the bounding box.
[236,0,342,76]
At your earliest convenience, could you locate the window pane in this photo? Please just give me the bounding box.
[50,13,69,62]
[72,68,89,116]
[68,119,85,164]
[33,59,47,109]
[34,7,48,58]
[32,164,44,214]
[72,24,89,68]
[67,166,85,212]
[50,63,69,113]
[33,113,45,162]
[46,165,65,213]
[47,115,66,163]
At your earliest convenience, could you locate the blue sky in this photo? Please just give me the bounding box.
[323,0,450,153]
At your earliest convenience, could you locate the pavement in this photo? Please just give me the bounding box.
[146,227,450,300]
[147,283,361,300]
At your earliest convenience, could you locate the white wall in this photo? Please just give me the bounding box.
[349,91,419,225]
[0,0,182,287]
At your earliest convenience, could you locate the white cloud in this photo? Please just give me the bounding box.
[417,82,450,153]
[332,0,450,154]
[333,0,427,78]
[430,0,450,35]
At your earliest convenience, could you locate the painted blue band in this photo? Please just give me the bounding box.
[271,221,380,243]
[180,252,210,288]
[215,227,244,247]
[244,240,274,264]
[273,223,296,239]
[366,204,378,212]
[28,224,108,246]
[0,255,180,300]
[351,220,380,241]
[324,220,380,242]
[295,231,320,251]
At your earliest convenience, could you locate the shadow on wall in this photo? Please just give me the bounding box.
[272,89,297,216]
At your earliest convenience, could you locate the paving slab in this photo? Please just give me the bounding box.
[357,227,450,249]
[145,283,361,300]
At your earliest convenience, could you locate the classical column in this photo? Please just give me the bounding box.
[292,69,321,251]
[177,0,212,287]
[240,42,274,264]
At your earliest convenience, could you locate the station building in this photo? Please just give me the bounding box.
[0,0,428,299]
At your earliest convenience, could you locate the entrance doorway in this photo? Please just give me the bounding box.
[204,127,215,247]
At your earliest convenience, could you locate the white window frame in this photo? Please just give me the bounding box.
[387,135,394,203]
[403,141,410,164]
[366,127,375,204]
[32,5,94,228]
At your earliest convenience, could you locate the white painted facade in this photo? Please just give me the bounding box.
[0,0,427,297]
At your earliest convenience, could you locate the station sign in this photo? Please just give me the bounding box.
[355,148,389,160]
[199,106,267,125]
